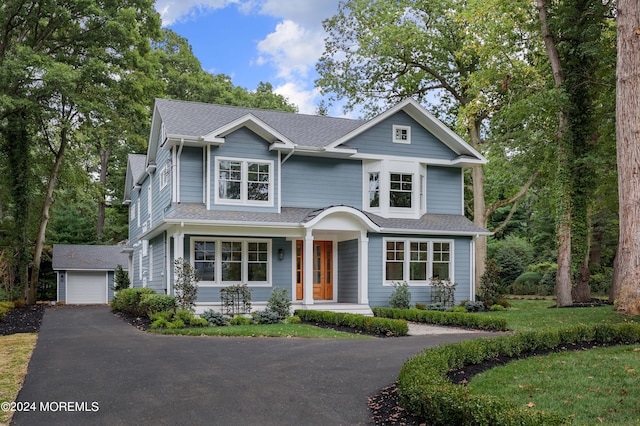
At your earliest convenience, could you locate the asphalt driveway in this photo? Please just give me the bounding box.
[12,306,497,425]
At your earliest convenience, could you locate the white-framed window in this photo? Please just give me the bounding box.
[368,172,380,208]
[191,238,271,286]
[136,199,140,228]
[142,240,148,257]
[363,161,424,218]
[389,173,412,208]
[383,238,453,285]
[393,125,411,144]
[215,157,273,206]
[159,164,169,190]
[131,201,136,221]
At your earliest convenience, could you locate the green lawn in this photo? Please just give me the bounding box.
[479,299,637,332]
[149,323,372,339]
[467,299,640,424]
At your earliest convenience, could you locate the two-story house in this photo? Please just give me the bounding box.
[123,98,490,314]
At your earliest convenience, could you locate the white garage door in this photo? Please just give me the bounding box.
[67,271,107,304]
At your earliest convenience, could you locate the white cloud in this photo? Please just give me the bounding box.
[256,20,324,80]
[155,0,239,26]
[273,82,320,115]
[257,0,340,27]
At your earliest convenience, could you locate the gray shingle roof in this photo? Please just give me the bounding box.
[128,154,147,183]
[52,245,129,271]
[163,203,489,235]
[155,98,365,148]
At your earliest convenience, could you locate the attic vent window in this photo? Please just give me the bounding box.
[393,125,411,144]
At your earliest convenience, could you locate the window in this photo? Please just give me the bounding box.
[216,158,273,205]
[191,239,271,285]
[384,239,452,284]
[393,125,411,144]
[369,172,380,208]
[390,173,412,208]
[159,164,169,190]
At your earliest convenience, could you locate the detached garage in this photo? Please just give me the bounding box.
[53,244,129,304]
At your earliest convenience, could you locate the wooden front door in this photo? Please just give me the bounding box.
[313,241,333,300]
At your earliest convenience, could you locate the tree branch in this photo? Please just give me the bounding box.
[486,171,539,218]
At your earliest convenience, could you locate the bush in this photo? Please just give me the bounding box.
[295,309,409,336]
[489,304,505,311]
[389,281,411,309]
[373,307,508,331]
[111,287,156,316]
[230,316,252,325]
[201,309,228,326]
[462,300,486,312]
[150,308,207,328]
[478,258,501,308]
[397,323,640,425]
[285,315,301,324]
[174,258,199,311]
[253,310,281,324]
[139,294,176,316]
[265,287,291,321]
[415,303,426,310]
[450,306,467,313]
[112,264,130,292]
[492,235,534,288]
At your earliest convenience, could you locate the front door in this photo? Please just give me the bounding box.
[313,241,333,300]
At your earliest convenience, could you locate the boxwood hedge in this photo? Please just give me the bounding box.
[372,307,508,331]
[398,323,640,425]
[294,309,408,336]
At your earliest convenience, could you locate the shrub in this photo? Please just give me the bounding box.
[174,258,199,311]
[253,310,281,324]
[174,308,207,326]
[415,303,426,310]
[462,300,486,312]
[201,309,228,326]
[450,306,467,313]
[230,316,252,325]
[285,315,301,324]
[389,281,411,309]
[111,287,156,316]
[492,235,534,287]
[478,258,501,308]
[220,284,252,317]
[112,264,130,292]
[265,287,291,321]
[139,294,176,316]
[294,309,409,336]
[372,307,508,331]
[489,304,505,311]
[150,309,206,328]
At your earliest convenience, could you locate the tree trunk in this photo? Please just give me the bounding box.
[537,0,574,307]
[97,147,111,242]
[612,0,640,314]
[27,127,68,304]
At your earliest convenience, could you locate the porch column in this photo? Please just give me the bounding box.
[358,232,369,304]
[302,230,314,305]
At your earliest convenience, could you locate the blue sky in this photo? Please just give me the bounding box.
[154,0,343,115]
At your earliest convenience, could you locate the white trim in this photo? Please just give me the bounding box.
[149,244,153,282]
[382,237,455,286]
[159,163,169,190]
[214,157,274,207]
[206,145,211,209]
[202,113,296,147]
[302,205,380,232]
[190,237,272,287]
[392,124,411,144]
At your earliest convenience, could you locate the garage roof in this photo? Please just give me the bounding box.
[52,245,129,271]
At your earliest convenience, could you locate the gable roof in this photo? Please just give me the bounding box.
[123,154,147,203]
[52,244,129,271]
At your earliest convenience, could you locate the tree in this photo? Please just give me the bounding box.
[316,0,541,283]
[612,0,640,314]
[173,258,199,312]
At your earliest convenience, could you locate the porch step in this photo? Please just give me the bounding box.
[293,303,374,316]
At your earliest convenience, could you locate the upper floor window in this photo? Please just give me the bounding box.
[216,157,273,206]
[393,125,411,144]
[368,172,380,208]
[390,173,412,208]
[159,164,169,190]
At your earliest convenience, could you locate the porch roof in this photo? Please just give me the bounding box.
[162,203,490,236]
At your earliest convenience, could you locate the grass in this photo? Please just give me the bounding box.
[470,344,640,425]
[149,323,373,339]
[0,333,38,426]
[479,299,637,332]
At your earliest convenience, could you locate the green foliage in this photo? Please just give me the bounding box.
[373,307,508,331]
[230,316,252,326]
[478,258,502,308]
[112,265,131,292]
[462,301,486,312]
[173,258,199,312]
[139,294,176,316]
[220,284,252,317]
[200,309,228,326]
[415,303,426,310]
[450,306,467,313]
[490,304,505,311]
[510,271,543,295]
[285,315,301,324]
[252,310,281,325]
[150,308,206,328]
[295,310,409,336]
[389,281,411,309]
[110,287,155,316]
[492,236,534,288]
[0,301,13,321]
[265,287,292,321]
[397,323,640,424]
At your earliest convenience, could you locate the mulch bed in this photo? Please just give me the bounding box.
[0,304,45,336]
[113,310,152,331]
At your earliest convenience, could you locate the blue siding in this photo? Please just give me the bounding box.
[147,234,166,293]
[366,234,473,307]
[152,148,172,228]
[281,156,362,208]
[338,239,358,303]
[180,146,203,203]
[209,127,280,213]
[344,111,457,160]
[426,166,463,215]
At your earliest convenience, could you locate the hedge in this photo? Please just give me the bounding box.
[294,309,408,336]
[111,287,156,316]
[372,307,508,331]
[397,323,640,425]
